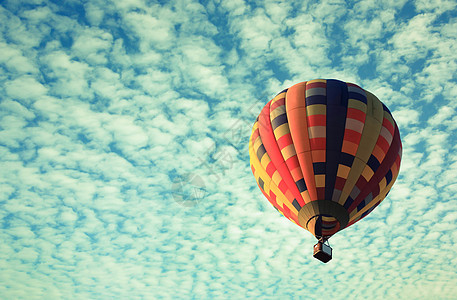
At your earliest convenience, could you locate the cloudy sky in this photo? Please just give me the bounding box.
[1,0,456,299]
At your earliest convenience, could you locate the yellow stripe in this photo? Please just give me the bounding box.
[300,190,311,203]
[315,174,325,188]
[307,79,327,84]
[250,129,271,193]
[253,135,263,154]
[338,157,365,205]
[348,98,367,111]
[361,165,374,182]
[273,123,290,139]
[272,92,287,102]
[270,106,286,120]
[306,104,326,116]
[338,92,383,205]
[250,131,275,202]
[250,124,292,212]
[281,144,296,161]
[260,153,271,170]
[390,161,400,178]
[271,184,284,209]
[357,92,383,163]
[378,177,387,191]
[272,170,282,187]
[337,164,351,179]
[280,191,299,215]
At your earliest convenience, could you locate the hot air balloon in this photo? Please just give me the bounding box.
[249,79,402,263]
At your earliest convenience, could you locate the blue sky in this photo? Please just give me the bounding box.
[0,0,456,299]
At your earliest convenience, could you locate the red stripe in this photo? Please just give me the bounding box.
[260,184,270,199]
[371,184,380,199]
[270,191,276,201]
[347,82,362,89]
[344,129,362,144]
[306,82,326,89]
[282,204,291,218]
[271,97,285,111]
[395,155,401,169]
[290,212,299,225]
[268,191,277,207]
[257,101,305,205]
[286,82,317,202]
[316,187,325,199]
[347,108,366,123]
[277,133,293,150]
[310,138,326,150]
[355,176,367,192]
[382,118,394,135]
[377,136,390,154]
[278,180,288,194]
[307,114,326,127]
[285,156,300,171]
[335,177,346,190]
[266,162,277,177]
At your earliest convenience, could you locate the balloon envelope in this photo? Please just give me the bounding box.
[249,79,402,239]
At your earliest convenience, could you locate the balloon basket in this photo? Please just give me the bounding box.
[313,240,332,263]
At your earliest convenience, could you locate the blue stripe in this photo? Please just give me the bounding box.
[367,155,381,172]
[292,199,301,210]
[325,79,349,201]
[344,196,354,209]
[357,200,365,211]
[256,144,267,161]
[340,152,354,167]
[385,169,393,185]
[313,162,326,175]
[258,177,265,190]
[295,178,307,193]
[348,91,367,104]
[271,113,288,130]
[305,95,326,106]
[315,216,322,237]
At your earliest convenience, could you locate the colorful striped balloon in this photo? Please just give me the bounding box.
[249,79,402,240]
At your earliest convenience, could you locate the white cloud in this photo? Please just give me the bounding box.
[0,42,37,74]
[16,247,39,262]
[0,99,35,120]
[4,75,47,101]
[84,2,105,26]
[391,108,420,127]
[40,51,92,98]
[108,115,149,150]
[390,14,438,61]
[72,28,113,65]
[59,206,78,224]
[415,0,456,13]
[123,10,175,51]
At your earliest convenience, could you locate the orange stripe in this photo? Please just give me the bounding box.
[286,81,316,202]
